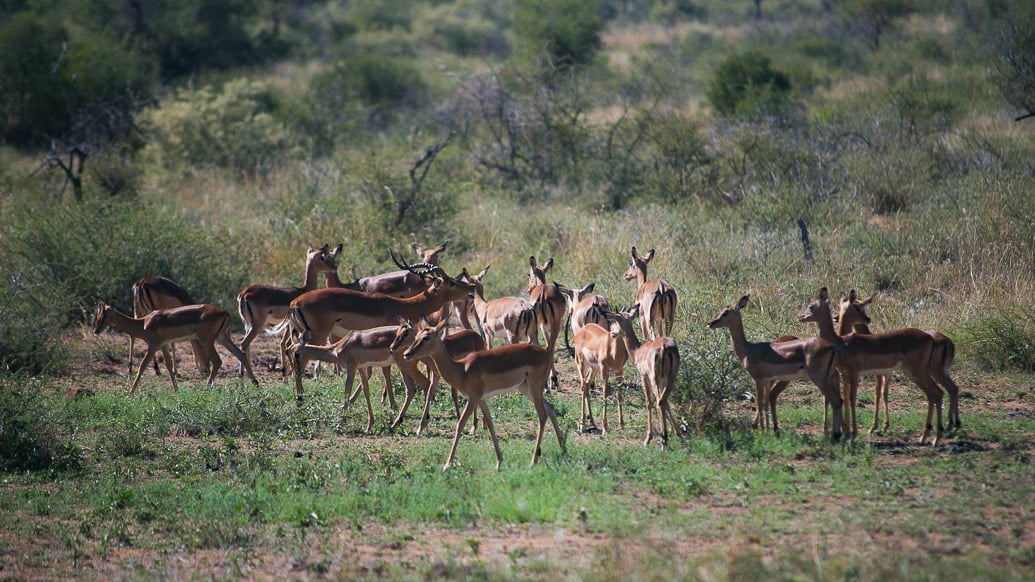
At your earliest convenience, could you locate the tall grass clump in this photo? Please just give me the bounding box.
[0,374,80,472]
[957,310,1035,373]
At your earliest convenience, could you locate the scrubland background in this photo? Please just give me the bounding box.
[1,0,1034,579]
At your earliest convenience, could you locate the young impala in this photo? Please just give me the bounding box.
[709,295,843,440]
[93,301,259,393]
[237,243,339,375]
[797,288,945,444]
[401,318,566,470]
[607,306,682,448]
[131,275,208,378]
[623,247,677,340]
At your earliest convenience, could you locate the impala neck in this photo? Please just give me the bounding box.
[301,258,324,291]
[836,314,855,337]
[423,339,469,393]
[813,303,841,343]
[723,315,752,361]
[103,308,147,339]
[634,267,648,288]
[612,316,644,357]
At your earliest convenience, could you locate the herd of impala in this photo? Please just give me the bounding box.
[92,241,962,469]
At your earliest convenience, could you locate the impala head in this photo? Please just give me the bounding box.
[92,300,114,334]
[708,295,750,330]
[837,289,874,328]
[412,242,448,265]
[401,316,448,361]
[797,287,831,324]
[390,316,415,354]
[623,246,654,282]
[306,243,339,275]
[527,256,553,292]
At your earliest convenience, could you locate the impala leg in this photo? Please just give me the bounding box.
[542,398,566,455]
[381,366,398,409]
[293,350,307,400]
[478,400,503,470]
[933,368,961,431]
[869,375,883,433]
[189,339,210,377]
[444,399,479,470]
[767,381,783,436]
[642,374,654,447]
[131,349,155,394]
[239,326,261,377]
[416,371,439,437]
[600,378,610,434]
[218,329,257,386]
[580,379,596,433]
[161,345,179,391]
[616,377,625,430]
[880,376,891,431]
[391,368,429,431]
[358,367,375,433]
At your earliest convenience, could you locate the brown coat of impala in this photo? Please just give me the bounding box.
[401,319,566,470]
[291,325,431,432]
[607,307,682,448]
[237,244,339,375]
[797,288,945,445]
[459,266,538,347]
[835,290,961,435]
[93,301,258,393]
[389,316,486,436]
[526,256,572,388]
[287,268,477,377]
[623,247,677,340]
[709,295,844,440]
[131,275,209,377]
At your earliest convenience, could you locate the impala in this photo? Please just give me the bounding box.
[623,247,677,340]
[459,266,538,346]
[573,316,630,435]
[325,242,447,299]
[797,288,945,444]
[286,265,477,401]
[237,243,339,375]
[389,316,486,435]
[709,295,843,439]
[607,306,682,448]
[93,301,259,393]
[401,318,566,470]
[526,256,573,388]
[131,275,209,378]
[290,326,431,433]
[568,283,610,337]
[836,290,961,434]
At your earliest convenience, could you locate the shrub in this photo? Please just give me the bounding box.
[2,195,247,329]
[140,78,299,174]
[513,0,606,68]
[706,51,794,119]
[958,311,1035,373]
[0,374,81,472]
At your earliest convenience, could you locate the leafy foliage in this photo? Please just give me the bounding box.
[513,0,606,68]
[140,79,299,174]
[706,51,794,119]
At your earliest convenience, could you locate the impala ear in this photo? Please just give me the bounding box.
[307,243,315,253]
[543,257,554,271]
[848,289,858,302]
[737,295,750,310]
[529,256,537,268]
[331,243,343,259]
[839,291,849,303]
[397,314,408,325]
[630,246,639,259]
[645,249,655,262]
[583,282,595,295]
[476,264,491,279]
[433,242,447,254]
[819,287,829,302]
[861,293,875,306]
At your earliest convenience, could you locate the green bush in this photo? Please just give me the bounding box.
[513,0,606,68]
[706,51,794,118]
[0,374,81,472]
[958,312,1035,373]
[140,78,300,174]
[2,196,248,330]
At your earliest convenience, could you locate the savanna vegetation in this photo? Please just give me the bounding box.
[2,0,1034,579]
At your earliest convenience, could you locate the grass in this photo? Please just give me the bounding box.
[3,340,1034,579]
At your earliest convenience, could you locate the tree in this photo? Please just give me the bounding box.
[513,0,605,69]
[706,51,793,119]
[990,6,1035,121]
